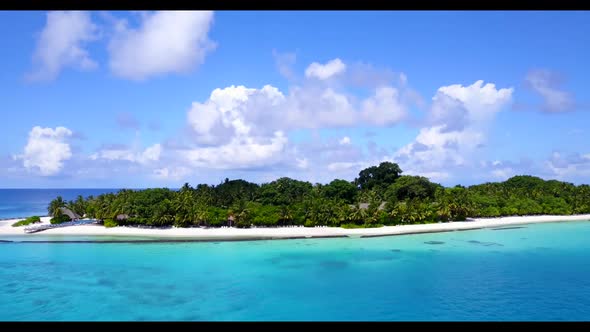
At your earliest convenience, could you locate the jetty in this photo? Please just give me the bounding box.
[24,219,98,234]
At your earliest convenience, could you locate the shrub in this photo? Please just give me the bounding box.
[303,219,316,227]
[50,214,71,224]
[103,219,118,228]
[341,223,384,229]
[12,216,42,227]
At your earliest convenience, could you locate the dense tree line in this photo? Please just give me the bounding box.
[47,162,590,228]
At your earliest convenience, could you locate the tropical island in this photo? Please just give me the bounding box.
[1,162,587,240]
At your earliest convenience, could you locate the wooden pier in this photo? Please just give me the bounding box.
[24,219,98,234]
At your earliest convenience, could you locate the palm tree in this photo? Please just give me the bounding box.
[48,196,66,218]
[436,203,451,222]
[350,205,368,224]
[279,205,293,226]
[187,205,201,227]
[336,205,350,225]
[365,210,381,226]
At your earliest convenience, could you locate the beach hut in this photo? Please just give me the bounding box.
[116,214,129,222]
[358,203,370,210]
[58,207,82,221]
[349,202,387,211]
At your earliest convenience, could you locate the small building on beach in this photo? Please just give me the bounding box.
[350,202,387,211]
[116,214,129,222]
[58,207,82,221]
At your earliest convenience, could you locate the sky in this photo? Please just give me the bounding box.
[1,10,589,188]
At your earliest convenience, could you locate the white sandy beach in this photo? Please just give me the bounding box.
[1,214,589,240]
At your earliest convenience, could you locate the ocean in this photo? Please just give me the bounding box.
[1,220,589,321]
[0,189,124,219]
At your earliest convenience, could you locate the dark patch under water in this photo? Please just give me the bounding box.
[424,241,445,245]
[468,240,504,247]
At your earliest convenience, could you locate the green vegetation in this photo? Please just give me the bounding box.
[11,216,41,227]
[50,214,71,224]
[341,223,384,229]
[103,219,118,228]
[47,163,590,229]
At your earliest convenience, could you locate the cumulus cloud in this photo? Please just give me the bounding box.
[525,69,575,113]
[394,80,514,182]
[361,86,407,126]
[491,167,515,181]
[187,82,406,147]
[90,143,162,165]
[545,151,590,179]
[343,62,396,88]
[27,11,99,81]
[16,126,73,176]
[108,11,215,80]
[305,58,346,80]
[180,132,289,170]
[179,56,413,175]
[153,166,192,180]
[295,158,309,170]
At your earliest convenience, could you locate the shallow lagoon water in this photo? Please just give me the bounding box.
[1,221,590,321]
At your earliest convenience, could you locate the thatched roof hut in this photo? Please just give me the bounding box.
[349,202,387,211]
[59,207,81,220]
[116,214,129,221]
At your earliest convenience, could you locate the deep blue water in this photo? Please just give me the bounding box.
[1,221,590,321]
[0,189,122,219]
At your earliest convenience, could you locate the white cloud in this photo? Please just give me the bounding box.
[394,80,513,182]
[545,152,590,179]
[361,86,407,126]
[296,157,309,169]
[90,143,162,165]
[436,80,513,123]
[108,11,215,80]
[181,131,288,169]
[27,11,99,81]
[492,167,514,180]
[153,166,192,180]
[525,69,575,112]
[187,83,406,146]
[305,58,346,80]
[180,59,411,173]
[16,126,73,176]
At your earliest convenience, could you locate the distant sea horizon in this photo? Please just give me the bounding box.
[0,189,133,219]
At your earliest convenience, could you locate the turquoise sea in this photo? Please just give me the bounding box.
[1,220,590,321]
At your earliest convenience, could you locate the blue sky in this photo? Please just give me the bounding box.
[1,11,589,188]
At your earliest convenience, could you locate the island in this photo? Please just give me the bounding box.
[2,162,590,240]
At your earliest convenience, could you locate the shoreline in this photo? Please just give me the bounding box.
[1,214,589,241]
